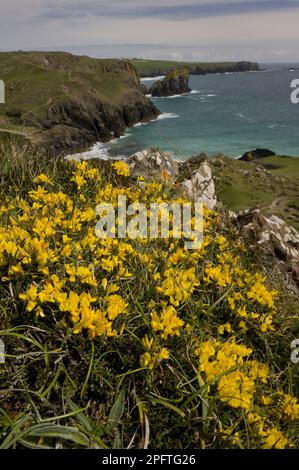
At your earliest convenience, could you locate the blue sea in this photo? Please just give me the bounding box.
[77,63,299,160]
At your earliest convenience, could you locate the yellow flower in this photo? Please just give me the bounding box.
[247,281,276,309]
[278,393,299,421]
[204,264,232,287]
[71,174,86,190]
[218,323,232,335]
[65,264,97,287]
[19,285,38,312]
[112,160,130,177]
[158,348,170,361]
[157,267,198,306]
[262,428,289,449]
[151,306,184,339]
[260,395,272,406]
[218,370,255,410]
[33,174,53,185]
[106,295,128,320]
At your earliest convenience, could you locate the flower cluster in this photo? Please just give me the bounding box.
[1,157,298,449]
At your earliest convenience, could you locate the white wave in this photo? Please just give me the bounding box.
[66,142,111,161]
[152,90,201,99]
[109,132,131,144]
[156,94,185,99]
[156,113,179,120]
[141,75,165,82]
[268,123,286,129]
[236,112,255,123]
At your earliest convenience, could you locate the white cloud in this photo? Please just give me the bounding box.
[0,1,299,62]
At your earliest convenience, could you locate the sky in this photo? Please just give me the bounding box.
[1,0,299,62]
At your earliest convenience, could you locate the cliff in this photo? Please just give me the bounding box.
[0,51,160,155]
[133,59,260,77]
[149,68,191,97]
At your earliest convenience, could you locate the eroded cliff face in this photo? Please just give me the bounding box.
[149,68,191,97]
[0,52,160,155]
[34,95,159,155]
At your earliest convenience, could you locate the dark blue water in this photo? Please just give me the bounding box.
[74,64,299,161]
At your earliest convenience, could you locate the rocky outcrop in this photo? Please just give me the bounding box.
[128,148,179,180]
[235,209,299,286]
[127,148,217,210]
[149,68,191,97]
[36,97,159,156]
[239,148,276,162]
[180,162,217,210]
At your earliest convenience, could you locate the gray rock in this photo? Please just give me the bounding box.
[235,209,299,286]
[239,148,276,162]
[127,148,179,180]
[180,162,217,210]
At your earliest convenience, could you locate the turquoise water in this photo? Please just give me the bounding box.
[80,64,299,160]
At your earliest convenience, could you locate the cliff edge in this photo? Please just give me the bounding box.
[0,51,160,155]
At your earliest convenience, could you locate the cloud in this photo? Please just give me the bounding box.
[1,1,299,62]
[33,0,299,20]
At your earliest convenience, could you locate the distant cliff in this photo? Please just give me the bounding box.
[149,68,191,97]
[132,59,260,77]
[0,51,160,155]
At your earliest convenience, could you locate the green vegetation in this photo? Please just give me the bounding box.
[0,51,157,154]
[0,143,298,449]
[210,155,299,231]
[131,59,259,77]
[0,51,140,120]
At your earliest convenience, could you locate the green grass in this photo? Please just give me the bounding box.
[210,155,299,231]
[131,59,259,77]
[0,51,142,130]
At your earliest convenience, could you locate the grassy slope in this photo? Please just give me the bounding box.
[0,51,141,132]
[210,155,299,231]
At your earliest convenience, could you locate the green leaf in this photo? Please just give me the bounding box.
[27,424,90,447]
[106,389,125,434]
[150,397,186,418]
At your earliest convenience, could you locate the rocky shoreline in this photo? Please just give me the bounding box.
[34,94,160,156]
[0,53,263,157]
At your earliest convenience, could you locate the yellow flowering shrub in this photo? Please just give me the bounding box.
[0,154,298,449]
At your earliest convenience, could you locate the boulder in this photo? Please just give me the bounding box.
[239,148,276,162]
[127,148,179,180]
[149,68,191,97]
[180,162,217,210]
[235,209,299,286]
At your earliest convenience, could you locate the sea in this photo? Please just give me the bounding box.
[73,63,299,161]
